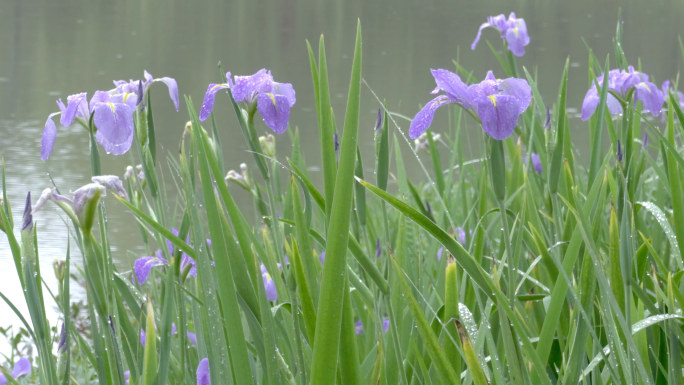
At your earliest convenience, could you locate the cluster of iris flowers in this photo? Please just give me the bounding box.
[30,11,684,385]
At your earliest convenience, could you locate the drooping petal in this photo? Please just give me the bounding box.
[256,93,292,134]
[634,81,664,117]
[430,69,471,106]
[134,253,169,284]
[41,112,59,160]
[409,95,453,139]
[475,94,521,140]
[581,87,600,121]
[60,92,88,127]
[92,175,128,199]
[31,188,53,215]
[199,83,230,122]
[93,102,135,155]
[196,358,210,385]
[152,76,180,111]
[471,21,492,50]
[230,69,273,103]
[11,357,31,379]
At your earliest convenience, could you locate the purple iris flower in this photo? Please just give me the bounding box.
[0,357,31,385]
[318,251,326,265]
[199,69,296,134]
[581,66,664,121]
[456,227,467,245]
[260,263,278,302]
[354,320,364,335]
[471,12,530,57]
[382,318,390,333]
[410,69,531,140]
[662,80,684,110]
[530,153,542,173]
[133,228,199,285]
[197,358,210,385]
[41,71,178,160]
[437,246,444,261]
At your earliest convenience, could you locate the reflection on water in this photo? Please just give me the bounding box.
[1,0,683,328]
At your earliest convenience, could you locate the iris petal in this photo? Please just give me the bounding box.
[430,69,471,106]
[196,358,210,385]
[199,83,230,122]
[409,95,453,139]
[475,94,520,140]
[41,113,59,160]
[153,76,180,111]
[11,357,31,379]
[134,254,168,285]
[257,93,292,134]
[93,102,135,155]
[635,82,664,117]
[60,92,88,127]
[230,69,273,103]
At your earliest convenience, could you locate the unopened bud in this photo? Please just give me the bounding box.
[53,259,66,284]
[259,134,276,158]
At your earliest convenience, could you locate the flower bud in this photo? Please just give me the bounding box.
[259,134,276,158]
[53,259,66,284]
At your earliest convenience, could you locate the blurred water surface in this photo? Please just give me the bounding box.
[1,0,683,329]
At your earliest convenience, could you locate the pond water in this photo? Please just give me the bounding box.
[1,0,683,330]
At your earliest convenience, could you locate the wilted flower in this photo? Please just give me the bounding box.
[32,176,127,232]
[410,69,531,141]
[581,66,664,121]
[41,71,178,160]
[199,69,296,134]
[471,12,530,57]
[197,358,210,385]
[260,263,278,302]
[530,153,542,173]
[0,357,31,385]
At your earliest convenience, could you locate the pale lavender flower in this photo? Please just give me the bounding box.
[187,331,197,345]
[437,246,444,261]
[410,69,531,140]
[135,251,168,285]
[382,318,390,333]
[318,251,326,265]
[199,69,296,134]
[0,357,31,385]
[471,12,530,57]
[197,358,210,385]
[581,66,664,121]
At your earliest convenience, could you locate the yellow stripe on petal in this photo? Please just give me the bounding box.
[107,102,116,113]
[488,94,497,107]
[268,93,277,106]
[637,82,651,93]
